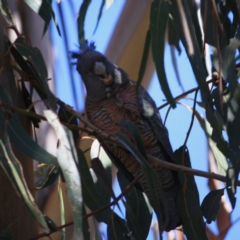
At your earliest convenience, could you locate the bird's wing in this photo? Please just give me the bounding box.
[137,84,176,165]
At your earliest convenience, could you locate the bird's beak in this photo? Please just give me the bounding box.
[94,61,113,85]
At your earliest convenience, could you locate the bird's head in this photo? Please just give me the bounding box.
[72,41,129,101]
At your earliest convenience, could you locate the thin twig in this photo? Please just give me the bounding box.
[157,78,216,110]
[182,89,199,160]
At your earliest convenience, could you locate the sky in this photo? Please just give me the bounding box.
[51,1,240,239]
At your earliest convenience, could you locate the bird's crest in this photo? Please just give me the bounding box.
[70,40,96,65]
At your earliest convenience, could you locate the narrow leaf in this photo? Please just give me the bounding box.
[44,110,82,239]
[201,188,225,224]
[77,148,111,223]
[24,0,61,36]
[9,37,57,110]
[77,0,91,42]
[150,0,176,108]
[0,0,14,24]
[177,189,207,240]
[174,146,199,202]
[118,171,152,240]
[226,86,240,201]
[0,134,49,232]
[0,83,57,164]
[136,29,151,94]
[107,214,130,240]
[93,0,105,34]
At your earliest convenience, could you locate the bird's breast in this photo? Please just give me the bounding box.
[86,86,141,132]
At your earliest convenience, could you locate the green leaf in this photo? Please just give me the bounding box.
[9,37,57,110]
[90,157,113,202]
[115,132,168,231]
[174,146,199,202]
[0,134,49,233]
[177,189,207,240]
[77,0,91,42]
[0,83,57,164]
[169,0,231,179]
[117,171,152,240]
[201,188,225,224]
[226,163,236,209]
[136,29,151,94]
[225,86,240,209]
[188,0,202,51]
[168,18,181,54]
[0,0,14,25]
[174,146,206,239]
[78,148,129,237]
[150,0,176,108]
[24,0,61,36]
[77,148,111,223]
[90,139,120,212]
[201,0,223,48]
[44,110,82,239]
[93,0,105,34]
[183,103,228,176]
[107,214,130,240]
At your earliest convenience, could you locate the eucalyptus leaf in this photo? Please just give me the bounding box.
[77,0,91,42]
[24,0,61,36]
[118,171,152,240]
[0,83,57,165]
[44,110,82,239]
[150,0,175,108]
[107,214,130,240]
[77,148,111,223]
[93,0,105,34]
[174,146,199,202]
[0,134,49,233]
[9,37,57,111]
[0,0,14,24]
[177,189,207,240]
[183,103,228,176]
[201,188,225,224]
[136,29,151,94]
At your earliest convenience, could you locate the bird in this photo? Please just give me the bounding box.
[72,41,181,232]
